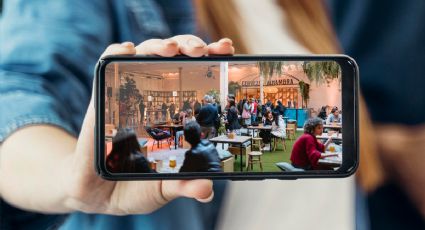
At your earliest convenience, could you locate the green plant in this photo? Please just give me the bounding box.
[206,89,220,103]
[228,81,241,96]
[257,61,284,80]
[119,77,140,103]
[302,61,341,85]
[298,81,310,108]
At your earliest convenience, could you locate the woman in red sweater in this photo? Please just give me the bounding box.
[290,117,333,170]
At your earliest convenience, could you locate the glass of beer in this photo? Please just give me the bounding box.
[169,156,177,171]
[329,145,336,153]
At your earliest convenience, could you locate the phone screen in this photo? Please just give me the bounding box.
[97,56,357,179]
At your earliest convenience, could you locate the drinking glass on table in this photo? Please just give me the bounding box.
[169,155,177,171]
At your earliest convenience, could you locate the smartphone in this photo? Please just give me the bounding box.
[95,55,359,180]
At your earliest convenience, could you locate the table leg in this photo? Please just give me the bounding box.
[240,144,243,172]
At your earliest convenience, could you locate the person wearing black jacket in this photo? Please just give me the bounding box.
[226,98,240,131]
[196,95,218,139]
[275,100,286,116]
[179,121,222,172]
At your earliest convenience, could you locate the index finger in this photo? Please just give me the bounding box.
[101,42,136,58]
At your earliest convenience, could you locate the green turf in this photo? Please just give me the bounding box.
[234,131,303,172]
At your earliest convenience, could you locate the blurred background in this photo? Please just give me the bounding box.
[1,0,425,229]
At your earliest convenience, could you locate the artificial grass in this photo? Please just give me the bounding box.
[234,131,303,172]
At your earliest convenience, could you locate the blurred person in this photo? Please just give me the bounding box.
[259,111,274,145]
[257,99,263,121]
[0,0,235,229]
[275,100,286,116]
[106,128,153,173]
[196,95,218,139]
[237,97,245,115]
[225,98,240,131]
[290,118,332,170]
[179,121,222,172]
[328,1,425,228]
[169,101,176,120]
[211,95,222,136]
[270,112,286,140]
[138,99,146,125]
[242,98,251,126]
[250,98,258,123]
[194,99,202,114]
[317,105,327,120]
[197,1,366,229]
[161,101,168,121]
[211,95,222,116]
[175,109,197,147]
[183,99,191,112]
[326,107,342,125]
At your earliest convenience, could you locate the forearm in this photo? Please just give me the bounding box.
[0,125,76,213]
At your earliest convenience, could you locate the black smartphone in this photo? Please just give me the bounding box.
[95,55,359,180]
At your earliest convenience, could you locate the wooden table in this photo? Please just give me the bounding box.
[210,135,252,171]
[246,125,272,152]
[318,152,342,167]
[323,124,342,130]
[316,133,342,141]
[157,124,184,149]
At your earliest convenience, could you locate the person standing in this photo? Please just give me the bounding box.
[196,95,218,139]
[242,99,252,126]
[265,98,274,111]
[275,100,286,116]
[183,99,191,112]
[226,98,241,131]
[161,102,168,121]
[250,98,258,123]
[237,98,245,116]
[169,101,176,120]
[194,99,202,116]
[139,99,146,125]
[211,96,222,136]
[257,99,263,122]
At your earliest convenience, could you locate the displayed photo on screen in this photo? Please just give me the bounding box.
[103,61,342,174]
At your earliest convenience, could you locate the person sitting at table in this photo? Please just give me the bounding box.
[225,98,241,131]
[290,117,333,170]
[326,107,342,125]
[259,111,274,146]
[271,112,286,139]
[106,128,153,173]
[176,109,197,147]
[179,121,222,173]
[318,105,328,120]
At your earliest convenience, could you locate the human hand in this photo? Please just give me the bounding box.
[66,35,234,214]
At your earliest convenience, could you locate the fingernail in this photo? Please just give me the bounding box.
[218,38,232,45]
[121,41,134,47]
[196,191,214,203]
[187,39,205,48]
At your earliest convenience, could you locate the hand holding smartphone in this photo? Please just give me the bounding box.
[95,55,359,180]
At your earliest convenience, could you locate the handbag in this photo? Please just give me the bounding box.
[242,109,251,119]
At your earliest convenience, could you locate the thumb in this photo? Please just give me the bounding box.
[74,97,96,172]
[161,179,214,203]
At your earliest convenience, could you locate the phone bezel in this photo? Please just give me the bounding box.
[95,55,359,180]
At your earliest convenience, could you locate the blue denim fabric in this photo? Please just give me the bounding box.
[0,1,224,230]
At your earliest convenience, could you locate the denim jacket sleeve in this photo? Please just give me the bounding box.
[0,0,113,142]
